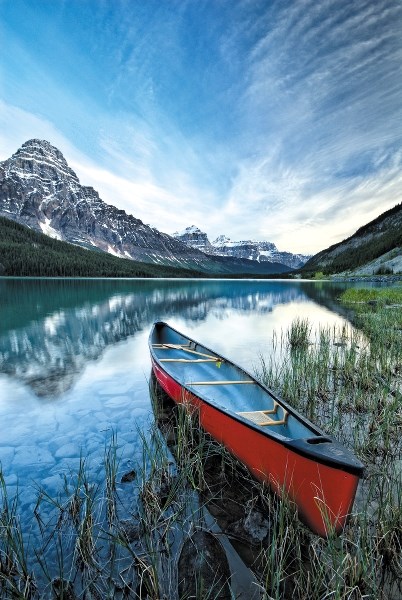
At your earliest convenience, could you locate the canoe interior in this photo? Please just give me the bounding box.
[151,322,321,442]
[150,321,364,537]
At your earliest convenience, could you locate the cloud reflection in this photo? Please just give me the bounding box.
[0,278,351,397]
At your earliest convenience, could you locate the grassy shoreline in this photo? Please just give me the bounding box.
[255,291,401,598]
[339,286,402,305]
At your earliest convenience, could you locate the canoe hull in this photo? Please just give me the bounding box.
[149,321,363,537]
[151,356,360,537]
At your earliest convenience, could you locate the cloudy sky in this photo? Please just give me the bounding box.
[1,0,401,254]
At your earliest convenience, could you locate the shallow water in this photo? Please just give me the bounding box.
[0,277,374,590]
[0,278,362,499]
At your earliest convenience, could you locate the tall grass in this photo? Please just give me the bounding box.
[340,286,402,306]
[0,471,37,598]
[255,301,402,599]
[287,317,312,350]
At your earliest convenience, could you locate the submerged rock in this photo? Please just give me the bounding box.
[178,529,232,599]
[52,578,77,600]
[119,519,142,543]
[121,469,137,483]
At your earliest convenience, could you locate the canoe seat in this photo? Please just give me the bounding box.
[153,343,220,362]
[237,401,288,427]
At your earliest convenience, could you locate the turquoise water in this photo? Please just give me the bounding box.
[0,278,358,535]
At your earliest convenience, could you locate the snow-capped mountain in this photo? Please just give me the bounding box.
[173,226,310,269]
[172,225,212,251]
[0,140,292,275]
[0,140,215,270]
[0,140,206,264]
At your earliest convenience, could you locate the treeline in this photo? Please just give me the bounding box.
[303,210,402,275]
[354,202,402,237]
[0,217,203,278]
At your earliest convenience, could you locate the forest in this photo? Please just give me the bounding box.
[0,217,204,278]
[302,203,402,275]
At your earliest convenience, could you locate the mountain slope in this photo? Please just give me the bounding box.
[302,203,402,275]
[0,140,291,275]
[0,139,217,271]
[0,216,203,278]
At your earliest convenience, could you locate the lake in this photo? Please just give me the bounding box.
[0,276,372,592]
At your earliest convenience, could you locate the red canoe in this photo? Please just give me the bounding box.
[149,321,364,537]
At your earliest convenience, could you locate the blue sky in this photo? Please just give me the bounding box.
[1,0,401,254]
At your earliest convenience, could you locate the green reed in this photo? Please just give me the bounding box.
[0,392,230,599]
[0,470,37,599]
[0,435,141,599]
[287,317,312,350]
[255,302,402,599]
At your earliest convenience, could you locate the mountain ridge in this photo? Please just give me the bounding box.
[302,202,402,275]
[173,225,310,269]
[0,140,291,276]
[0,139,207,269]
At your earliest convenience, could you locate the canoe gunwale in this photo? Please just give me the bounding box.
[149,321,364,478]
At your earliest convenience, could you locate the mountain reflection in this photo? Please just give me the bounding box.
[0,278,350,397]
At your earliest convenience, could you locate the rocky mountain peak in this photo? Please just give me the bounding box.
[6,139,80,185]
[20,138,65,160]
[172,226,212,250]
[174,226,310,269]
[0,140,296,275]
[212,234,231,246]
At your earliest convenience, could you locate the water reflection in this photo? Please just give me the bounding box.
[0,277,366,591]
[0,278,355,398]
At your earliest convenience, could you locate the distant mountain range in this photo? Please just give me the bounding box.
[302,202,402,276]
[3,139,396,279]
[0,140,296,276]
[173,225,311,269]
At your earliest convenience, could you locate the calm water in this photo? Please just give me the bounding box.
[0,278,360,540]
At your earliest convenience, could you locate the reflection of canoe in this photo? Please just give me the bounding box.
[178,529,231,599]
[149,322,364,537]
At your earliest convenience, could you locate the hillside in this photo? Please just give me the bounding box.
[302,203,402,275]
[0,139,291,276]
[0,216,204,278]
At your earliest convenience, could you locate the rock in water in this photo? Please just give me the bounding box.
[178,529,231,599]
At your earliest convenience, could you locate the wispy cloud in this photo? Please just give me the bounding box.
[0,101,214,233]
[1,0,401,254]
[212,0,402,250]
[0,101,80,162]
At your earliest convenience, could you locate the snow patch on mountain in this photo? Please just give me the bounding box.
[39,217,63,240]
[0,140,296,275]
[173,227,310,269]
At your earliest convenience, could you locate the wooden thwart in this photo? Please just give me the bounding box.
[152,344,191,348]
[153,343,219,361]
[237,401,289,427]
